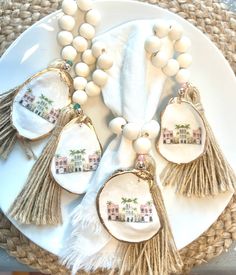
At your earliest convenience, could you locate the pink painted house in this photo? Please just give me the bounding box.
[193,127,202,144]
[107,202,119,221]
[55,156,68,174]
[88,152,100,170]
[163,128,173,144]
[47,108,60,124]
[19,91,35,108]
[140,203,153,222]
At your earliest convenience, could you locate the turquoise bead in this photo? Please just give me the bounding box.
[73,103,81,110]
[66,60,73,67]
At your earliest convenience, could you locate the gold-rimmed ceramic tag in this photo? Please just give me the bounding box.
[12,67,73,141]
[0,63,73,160]
[51,111,102,194]
[159,83,236,197]
[157,95,207,164]
[97,155,161,243]
[95,154,183,274]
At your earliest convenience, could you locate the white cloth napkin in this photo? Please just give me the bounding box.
[62,19,174,273]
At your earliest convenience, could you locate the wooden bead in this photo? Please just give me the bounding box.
[79,23,95,40]
[109,117,127,135]
[72,90,88,105]
[62,0,78,15]
[151,51,168,68]
[92,42,106,58]
[177,53,192,68]
[175,69,190,84]
[73,77,87,90]
[97,53,113,70]
[85,81,101,96]
[174,36,191,53]
[123,123,141,140]
[61,45,77,61]
[153,20,170,38]
[144,36,161,54]
[92,69,108,86]
[59,15,75,31]
[82,49,96,65]
[75,62,90,77]
[162,59,179,76]
[141,120,160,139]
[57,31,73,46]
[133,137,151,154]
[85,9,101,26]
[169,23,183,40]
[72,36,88,52]
[77,0,92,11]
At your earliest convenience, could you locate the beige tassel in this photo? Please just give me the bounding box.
[108,156,183,275]
[114,183,183,275]
[161,84,236,197]
[8,105,77,225]
[0,87,18,159]
[0,87,37,160]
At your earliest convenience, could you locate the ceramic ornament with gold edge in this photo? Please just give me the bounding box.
[50,116,102,194]
[157,98,206,164]
[97,170,161,243]
[12,68,73,140]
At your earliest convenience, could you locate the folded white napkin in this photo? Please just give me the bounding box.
[62,19,174,273]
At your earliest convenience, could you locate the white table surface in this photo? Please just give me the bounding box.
[0,0,235,273]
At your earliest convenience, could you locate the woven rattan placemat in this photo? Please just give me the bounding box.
[0,0,235,274]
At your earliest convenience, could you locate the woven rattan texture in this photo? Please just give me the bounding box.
[0,0,235,274]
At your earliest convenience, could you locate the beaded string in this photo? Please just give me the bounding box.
[57,0,113,107]
[109,20,192,154]
[57,2,192,154]
[145,20,192,84]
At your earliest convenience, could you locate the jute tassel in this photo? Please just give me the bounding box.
[0,87,37,160]
[8,105,76,225]
[0,87,18,159]
[161,84,236,197]
[114,183,183,275]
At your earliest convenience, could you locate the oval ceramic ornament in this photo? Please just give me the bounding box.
[51,116,102,194]
[97,170,161,243]
[12,68,73,140]
[158,98,206,164]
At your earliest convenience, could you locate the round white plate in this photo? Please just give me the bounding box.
[0,0,236,257]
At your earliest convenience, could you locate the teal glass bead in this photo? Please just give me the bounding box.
[66,60,73,67]
[73,103,81,110]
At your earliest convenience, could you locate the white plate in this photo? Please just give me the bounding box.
[0,0,236,258]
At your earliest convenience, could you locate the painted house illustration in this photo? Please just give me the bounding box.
[19,89,60,124]
[178,126,189,144]
[107,202,119,221]
[163,128,174,144]
[163,124,202,145]
[122,202,138,223]
[34,96,49,116]
[69,150,85,172]
[107,198,153,223]
[47,108,60,124]
[19,88,35,107]
[140,203,153,222]
[55,156,68,174]
[55,150,101,174]
[89,153,100,170]
[193,127,202,144]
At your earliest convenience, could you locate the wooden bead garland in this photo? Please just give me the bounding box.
[109,118,160,154]
[58,0,113,106]
[145,20,192,84]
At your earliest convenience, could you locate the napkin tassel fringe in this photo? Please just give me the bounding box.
[8,106,75,225]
